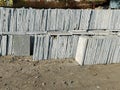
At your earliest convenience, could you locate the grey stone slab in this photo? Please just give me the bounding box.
[98,38,111,64]
[46,9,51,31]
[41,10,47,31]
[0,8,4,32]
[34,10,41,32]
[16,9,24,32]
[12,35,30,56]
[2,8,10,32]
[66,36,73,58]
[75,36,88,65]
[114,10,120,29]
[48,36,53,59]
[38,35,44,60]
[108,10,116,30]
[93,38,103,64]
[67,10,73,30]
[90,38,98,65]
[0,36,2,55]
[88,38,96,65]
[7,35,13,55]
[33,35,39,60]
[9,9,17,32]
[79,9,91,30]
[22,9,29,32]
[50,35,58,59]
[57,10,65,31]
[84,38,92,65]
[88,10,96,30]
[113,38,120,63]
[72,35,79,58]
[50,9,57,31]
[33,35,50,60]
[1,36,7,56]
[63,9,70,31]
[107,38,117,64]
[76,36,120,65]
[57,36,68,59]
[99,10,111,30]
[43,35,50,60]
[116,45,120,63]
[70,10,81,30]
[28,9,36,32]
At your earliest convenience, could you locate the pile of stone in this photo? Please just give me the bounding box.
[0,8,119,65]
[76,35,120,65]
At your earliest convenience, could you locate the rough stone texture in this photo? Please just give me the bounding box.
[0,8,120,64]
[0,8,120,32]
[33,35,79,60]
[12,35,30,56]
[1,36,7,56]
[75,36,88,65]
[76,36,120,65]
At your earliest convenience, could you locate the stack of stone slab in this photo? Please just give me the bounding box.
[76,35,120,65]
[0,35,30,56]
[0,8,120,32]
[0,8,120,66]
[33,35,79,60]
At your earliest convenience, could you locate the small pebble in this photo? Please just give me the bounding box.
[59,67,62,70]
[53,82,56,85]
[4,83,7,86]
[63,81,68,86]
[26,60,30,62]
[93,73,98,76]
[35,75,40,79]
[42,82,46,86]
[70,81,74,84]
[47,69,50,71]
[19,68,23,71]
[96,85,100,89]
[33,64,36,66]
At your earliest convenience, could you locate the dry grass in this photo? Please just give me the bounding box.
[0,1,6,6]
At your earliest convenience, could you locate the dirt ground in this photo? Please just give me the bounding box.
[0,56,120,90]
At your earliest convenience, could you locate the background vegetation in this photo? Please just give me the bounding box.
[0,0,109,9]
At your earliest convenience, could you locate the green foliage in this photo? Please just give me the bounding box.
[0,0,13,6]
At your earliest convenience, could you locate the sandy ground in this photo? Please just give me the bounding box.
[0,56,120,90]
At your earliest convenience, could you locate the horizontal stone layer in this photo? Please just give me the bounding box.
[0,8,120,33]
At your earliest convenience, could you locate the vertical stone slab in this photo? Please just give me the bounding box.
[12,35,30,56]
[1,36,7,56]
[83,38,92,65]
[33,35,50,60]
[75,36,88,65]
[106,38,117,64]
[79,9,91,30]
[0,36,2,55]
[93,38,103,64]
[28,9,36,32]
[7,35,13,55]
[57,36,68,59]
[72,35,79,58]
[65,36,73,58]
[33,35,39,60]
[43,35,50,60]
[50,35,59,59]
